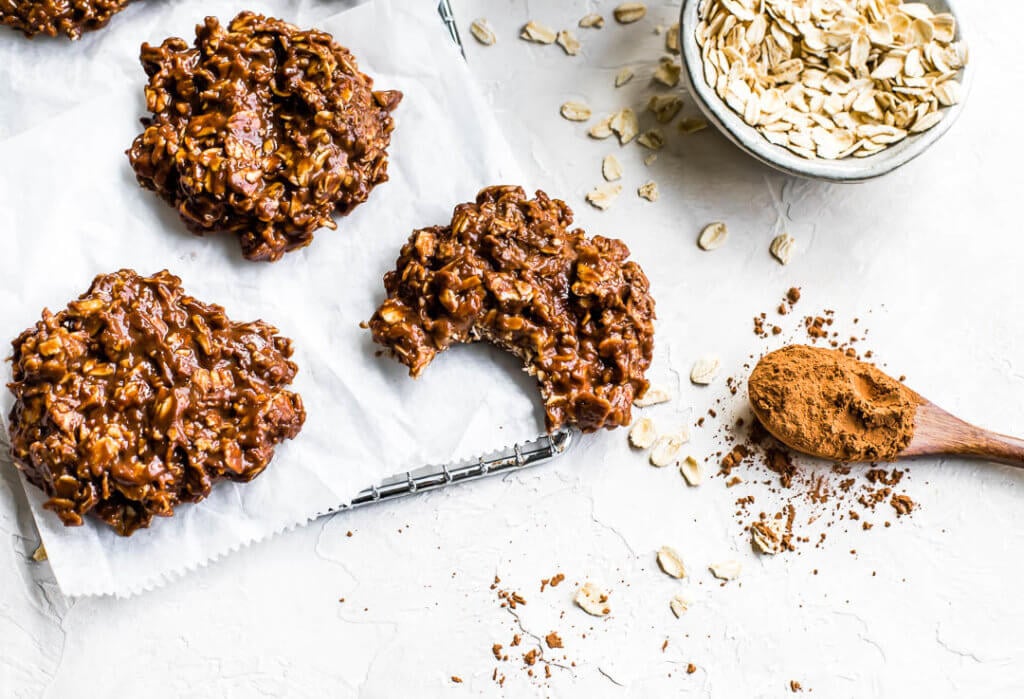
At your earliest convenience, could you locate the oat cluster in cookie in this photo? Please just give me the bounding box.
[7,270,306,536]
[0,0,132,39]
[127,12,402,262]
[369,185,656,433]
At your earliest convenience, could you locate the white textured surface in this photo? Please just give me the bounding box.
[2,0,1024,696]
[0,0,539,599]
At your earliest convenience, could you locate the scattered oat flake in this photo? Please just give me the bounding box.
[680,456,702,486]
[557,30,581,56]
[31,544,47,562]
[697,222,728,250]
[575,582,611,616]
[751,520,783,555]
[634,387,670,407]
[610,108,639,144]
[586,183,622,210]
[520,21,556,44]
[614,2,647,24]
[637,130,664,150]
[650,433,685,467]
[644,153,658,166]
[653,59,681,87]
[670,591,693,617]
[560,101,592,122]
[638,181,659,202]
[679,118,709,134]
[666,22,680,53]
[770,233,796,265]
[615,67,635,87]
[709,560,741,581]
[602,154,623,182]
[469,19,496,46]
[629,417,658,449]
[648,94,683,123]
[656,546,686,578]
[579,13,604,29]
[690,356,721,385]
[589,117,614,139]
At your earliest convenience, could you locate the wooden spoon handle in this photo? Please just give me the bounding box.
[954,428,1024,467]
[905,401,1024,468]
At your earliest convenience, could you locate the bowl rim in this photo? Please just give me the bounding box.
[677,0,974,183]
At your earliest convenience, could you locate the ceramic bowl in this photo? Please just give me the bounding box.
[677,0,973,182]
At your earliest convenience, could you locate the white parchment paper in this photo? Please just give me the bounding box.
[0,0,545,597]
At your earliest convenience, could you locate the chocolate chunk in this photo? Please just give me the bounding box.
[369,185,656,433]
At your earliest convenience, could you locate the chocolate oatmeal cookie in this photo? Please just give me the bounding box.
[0,0,131,39]
[127,12,402,262]
[7,270,305,535]
[369,185,656,433]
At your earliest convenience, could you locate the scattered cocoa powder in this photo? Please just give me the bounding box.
[890,494,916,516]
[497,588,527,609]
[720,445,749,475]
[765,447,796,488]
[754,313,768,337]
[748,345,921,462]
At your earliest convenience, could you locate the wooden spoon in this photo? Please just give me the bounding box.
[748,346,1024,467]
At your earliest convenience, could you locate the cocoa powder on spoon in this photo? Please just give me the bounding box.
[748,345,922,462]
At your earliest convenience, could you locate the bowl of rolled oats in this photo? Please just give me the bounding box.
[680,0,972,182]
